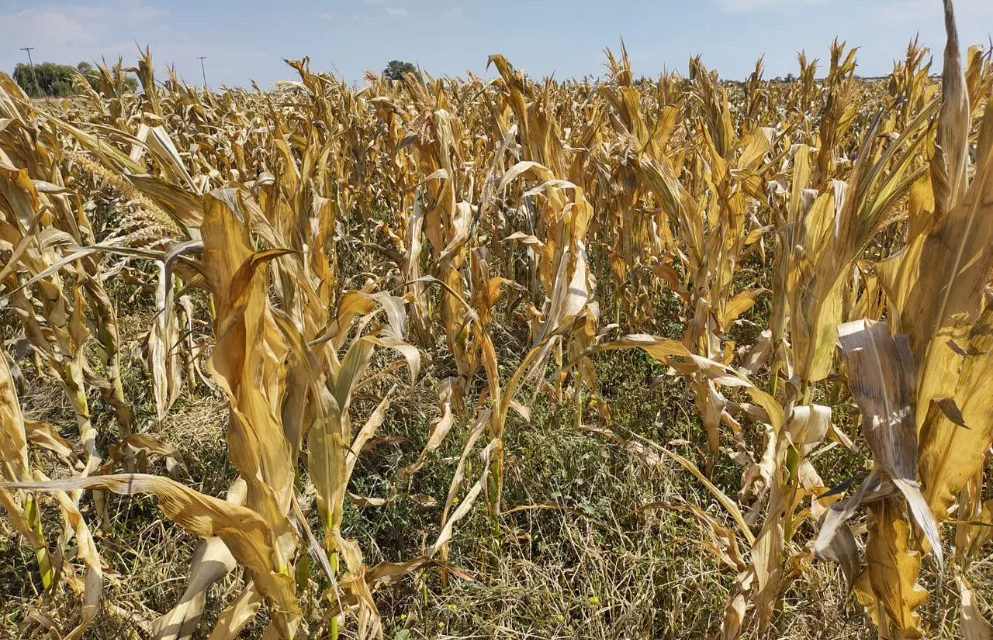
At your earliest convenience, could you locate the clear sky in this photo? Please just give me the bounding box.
[1,0,991,88]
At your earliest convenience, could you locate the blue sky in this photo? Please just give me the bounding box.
[1,0,991,88]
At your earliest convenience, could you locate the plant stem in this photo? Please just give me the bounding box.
[25,496,53,590]
[329,550,339,640]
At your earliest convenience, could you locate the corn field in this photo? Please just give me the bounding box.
[1,1,993,638]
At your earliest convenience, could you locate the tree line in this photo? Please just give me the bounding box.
[12,58,419,98]
[12,61,137,98]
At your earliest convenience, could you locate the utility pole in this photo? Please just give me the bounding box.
[20,47,40,97]
[197,56,208,89]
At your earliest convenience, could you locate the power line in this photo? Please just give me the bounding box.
[197,56,208,89]
[20,46,40,97]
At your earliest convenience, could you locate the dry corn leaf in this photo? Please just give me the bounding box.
[5,474,299,620]
[838,319,942,566]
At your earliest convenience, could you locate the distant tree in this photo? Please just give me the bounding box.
[14,62,73,97]
[76,61,100,92]
[13,60,136,97]
[383,59,419,82]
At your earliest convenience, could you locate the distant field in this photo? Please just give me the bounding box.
[1,3,992,639]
